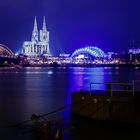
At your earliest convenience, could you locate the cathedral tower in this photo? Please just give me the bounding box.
[32,17,39,42]
[40,16,50,54]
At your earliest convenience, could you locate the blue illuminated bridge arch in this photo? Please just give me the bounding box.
[71,46,105,58]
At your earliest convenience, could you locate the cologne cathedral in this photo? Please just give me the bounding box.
[22,17,50,56]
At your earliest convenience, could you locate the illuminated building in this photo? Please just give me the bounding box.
[129,48,140,54]
[71,46,105,58]
[106,52,115,60]
[21,17,50,56]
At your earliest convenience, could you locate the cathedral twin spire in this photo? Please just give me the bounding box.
[33,16,47,32]
[32,16,47,42]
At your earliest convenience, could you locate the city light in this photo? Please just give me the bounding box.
[1,17,140,66]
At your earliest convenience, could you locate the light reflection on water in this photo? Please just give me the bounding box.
[0,67,140,139]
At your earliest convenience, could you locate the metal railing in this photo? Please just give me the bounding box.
[89,81,135,96]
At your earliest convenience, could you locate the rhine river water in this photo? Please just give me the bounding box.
[0,66,140,139]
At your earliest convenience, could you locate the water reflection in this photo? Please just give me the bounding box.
[0,67,140,140]
[68,67,108,91]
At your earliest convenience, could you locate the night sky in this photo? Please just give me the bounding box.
[0,0,140,55]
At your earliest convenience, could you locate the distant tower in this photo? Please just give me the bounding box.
[32,16,39,42]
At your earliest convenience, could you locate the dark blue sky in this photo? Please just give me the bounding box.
[0,0,140,55]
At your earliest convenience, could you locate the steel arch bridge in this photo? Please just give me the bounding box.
[0,44,14,57]
[71,46,105,58]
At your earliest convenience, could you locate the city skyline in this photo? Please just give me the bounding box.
[0,0,140,54]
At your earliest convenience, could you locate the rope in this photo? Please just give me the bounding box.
[10,99,82,127]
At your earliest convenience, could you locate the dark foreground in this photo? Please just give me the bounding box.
[70,114,140,140]
[11,113,140,140]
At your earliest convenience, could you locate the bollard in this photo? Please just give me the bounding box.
[54,129,62,139]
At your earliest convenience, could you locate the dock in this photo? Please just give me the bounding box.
[72,81,140,123]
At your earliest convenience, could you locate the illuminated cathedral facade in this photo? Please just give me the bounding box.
[22,17,50,56]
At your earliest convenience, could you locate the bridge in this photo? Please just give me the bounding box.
[0,44,15,58]
[0,44,18,65]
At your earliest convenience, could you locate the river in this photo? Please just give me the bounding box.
[0,66,140,139]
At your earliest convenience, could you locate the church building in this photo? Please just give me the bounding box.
[22,17,50,56]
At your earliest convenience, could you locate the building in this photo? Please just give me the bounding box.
[21,17,50,57]
[129,48,140,54]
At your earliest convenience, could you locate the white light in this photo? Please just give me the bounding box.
[48,71,53,75]
[15,53,19,56]
[77,54,85,58]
